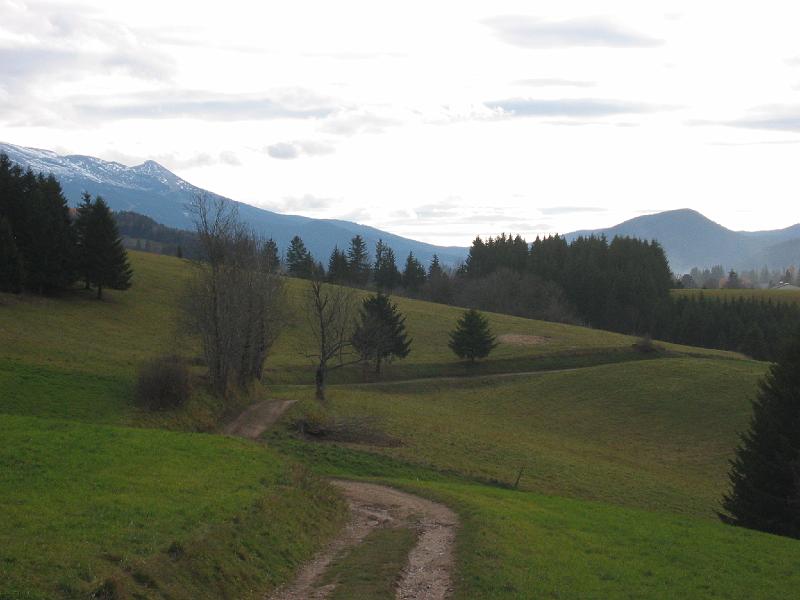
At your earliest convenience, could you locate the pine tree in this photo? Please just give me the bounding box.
[78,196,133,299]
[448,309,498,363]
[75,191,94,289]
[373,239,400,291]
[327,246,350,283]
[262,238,280,273]
[346,234,370,285]
[401,251,426,293]
[352,293,411,374]
[285,235,314,278]
[0,216,24,293]
[720,330,800,538]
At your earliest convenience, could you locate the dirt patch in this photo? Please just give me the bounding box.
[221,399,296,439]
[498,333,550,346]
[267,481,459,600]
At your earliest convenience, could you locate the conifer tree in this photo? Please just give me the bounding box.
[327,246,349,283]
[373,239,401,291]
[346,234,370,285]
[352,293,411,374]
[401,251,426,293]
[77,196,132,299]
[262,238,280,273]
[448,309,497,363]
[285,235,314,278]
[720,331,800,538]
[0,216,23,293]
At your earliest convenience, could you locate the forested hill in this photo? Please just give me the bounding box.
[0,141,467,266]
[566,209,800,273]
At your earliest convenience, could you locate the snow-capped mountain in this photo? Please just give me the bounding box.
[0,141,467,266]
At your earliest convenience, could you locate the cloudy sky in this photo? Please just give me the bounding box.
[2,0,800,245]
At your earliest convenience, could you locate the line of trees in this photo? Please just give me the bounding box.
[651,295,800,361]
[0,154,131,297]
[680,265,798,289]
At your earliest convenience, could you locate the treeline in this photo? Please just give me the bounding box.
[0,153,132,297]
[680,265,798,289]
[652,295,800,361]
[463,233,674,332]
[115,211,200,259]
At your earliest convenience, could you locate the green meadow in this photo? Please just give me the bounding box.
[1,250,797,598]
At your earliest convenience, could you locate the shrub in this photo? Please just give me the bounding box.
[135,355,190,410]
[632,335,659,354]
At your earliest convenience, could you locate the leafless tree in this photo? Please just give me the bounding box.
[303,278,359,403]
[182,195,285,396]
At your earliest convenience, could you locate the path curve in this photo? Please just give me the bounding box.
[221,399,296,439]
[268,480,458,600]
[220,399,460,599]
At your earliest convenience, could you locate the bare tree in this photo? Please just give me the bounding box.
[303,278,358,402]
[182,195,285,396]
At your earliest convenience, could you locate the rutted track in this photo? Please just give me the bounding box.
[223,399,459,599]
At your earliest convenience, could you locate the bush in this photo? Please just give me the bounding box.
[135,355,190,410]
[632,335,659,354]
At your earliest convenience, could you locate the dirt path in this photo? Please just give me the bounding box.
[221,399,460,599]
[221,399,296,439]
[268,480,458,600]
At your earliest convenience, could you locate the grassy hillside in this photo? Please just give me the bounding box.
[0,414,346,599]
[274,357,766,519]
[673,287,800,305]
[3,250,796,599]
[0,250,727,426]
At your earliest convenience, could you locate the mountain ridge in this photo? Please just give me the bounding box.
[0,141,468,267]
[566,208,800,273]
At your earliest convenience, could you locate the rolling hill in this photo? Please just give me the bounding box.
[0,141,467,266]
[2,251,798,598]
[566,208,800,273]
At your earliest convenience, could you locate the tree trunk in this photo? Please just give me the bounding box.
[96,284,102,300]
[315,364,327,403]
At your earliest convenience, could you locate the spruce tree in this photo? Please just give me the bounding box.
[352,293,411,374]
[720,331,800,538]
[327,246,349,283]
[286,235,314,278]
[373,240,401,291]
[346,234,370,285]
[448,309,497,363]
[401,251,426,293]
[262,238,279,272]
[78,196,133,299]
[0,216,24,293]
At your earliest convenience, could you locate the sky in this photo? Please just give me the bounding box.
[2,0,800,246]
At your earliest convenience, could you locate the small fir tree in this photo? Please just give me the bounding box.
[401,251,426,293]
[448,309,498,363]
[346,234,370,285]
[373,239,401,291]
[352,293,411,374]
[720,330,800,538]
[262,238,280,273]
[285,235,314,278]
[77,196,133,299]
[327,246,350,283]
[0,216,24,293]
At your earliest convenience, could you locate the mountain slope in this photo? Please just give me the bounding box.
[566,209,800,272]
[0,141,467,266]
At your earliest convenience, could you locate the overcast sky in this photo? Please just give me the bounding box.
[2,0,800,245]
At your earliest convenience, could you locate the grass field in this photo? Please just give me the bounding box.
[673,287,800,305]
[0,413,346,600]
[273,357,766,519]
[2,249,798,599]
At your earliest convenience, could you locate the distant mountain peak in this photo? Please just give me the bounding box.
[0,140,468,267]
[566,209,800,272]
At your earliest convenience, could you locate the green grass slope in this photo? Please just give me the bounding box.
[0,414,346,600]
[275,357,766,519]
